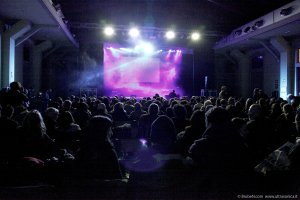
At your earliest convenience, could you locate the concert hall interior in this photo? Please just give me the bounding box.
[1,0,300,199]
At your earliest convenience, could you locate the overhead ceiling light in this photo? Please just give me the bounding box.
[280,6,293,16]
[234,30,242,37]
[244,26,251,33]
[129,28,140,38]
[165,31,175,39]
[254,19,264,28]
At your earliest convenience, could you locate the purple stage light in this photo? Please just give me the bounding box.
[139,138,147,146]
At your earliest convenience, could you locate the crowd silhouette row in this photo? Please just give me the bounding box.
[0,82,300,199]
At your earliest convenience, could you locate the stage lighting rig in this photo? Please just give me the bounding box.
[129,28,140,38]
[104,27,115,36]
[165,31,176,40]
[191,32,201,41]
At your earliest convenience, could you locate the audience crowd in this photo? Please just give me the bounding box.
[0,81,300,199]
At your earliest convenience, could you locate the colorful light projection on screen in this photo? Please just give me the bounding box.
[103,43,183,97]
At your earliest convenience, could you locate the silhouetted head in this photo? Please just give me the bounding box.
[45,107,59,121]
[23,110,46,137]
[173,104,187,119]
[190,110,205,128]
[248,104,262,120]
[148,103,159,115]
[57,111,75,127]
[9,81,22,91]
[86,115,113,141]
[205,106,230,126]
[150,115,176,152]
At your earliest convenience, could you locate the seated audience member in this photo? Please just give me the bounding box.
[61,100,73,112]
[124,100,135,116]
[269,102,282,122]
[18,110,57,161]
[193,97,203,111]
[56,111,81,152]
[3,81,29,108]
[77,115,122,179]
[172,104,190,133]
[129,102,146,122]
[273,104,297,146]
[243,104,274,164]
[177,110,206,156]
[165,107,174,118]
[12,105,29,126]
[189,107,247,171]
[252,88,260,102]
[295,112,300,137]
[138,103,160,139]
[94,102,112,119]
[244,98,253,115]
[218,85,229,100]
[128,115,187,199]
[0,105,19,163]
[184,103,193,119]
[150,115,177,153]
[110,102,129,124]
[44,107,60,140]
[288,141,300,170]
[72,102,91,129]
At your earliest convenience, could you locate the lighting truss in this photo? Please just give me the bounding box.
[69,22,225,39]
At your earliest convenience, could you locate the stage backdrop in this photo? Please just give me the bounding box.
[103,43,193,97]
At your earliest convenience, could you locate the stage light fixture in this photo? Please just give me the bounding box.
[104,27,115,36]
[135,42,154,55]
[165,31,175,39]
[191,32,201,41]
[129,28,140,38]
[142,42,154,55]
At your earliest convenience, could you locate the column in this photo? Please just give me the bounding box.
[230,49,251,97]
[1,20,31,88]
[32,40,52,92]
[270,36,294,99]
[15,43,24,83]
